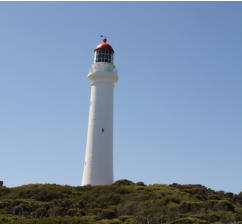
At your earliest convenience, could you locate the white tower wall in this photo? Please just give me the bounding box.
[82,62,118,186]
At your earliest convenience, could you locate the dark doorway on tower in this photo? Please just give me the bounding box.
[102,128,104,133]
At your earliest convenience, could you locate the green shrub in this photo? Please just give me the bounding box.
[0,181,242,224]
[100,208,117,219]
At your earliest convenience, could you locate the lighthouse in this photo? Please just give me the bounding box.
[82,37,118,186]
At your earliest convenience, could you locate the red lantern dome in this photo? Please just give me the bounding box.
[94,38,114,53]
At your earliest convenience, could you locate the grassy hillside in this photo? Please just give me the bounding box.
[0,180,242,224]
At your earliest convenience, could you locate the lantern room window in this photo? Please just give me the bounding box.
[94,48,113,63]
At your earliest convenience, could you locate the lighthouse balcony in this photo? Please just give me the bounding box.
[88,63,118,83]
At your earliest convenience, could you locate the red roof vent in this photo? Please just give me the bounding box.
[94,37,114,53]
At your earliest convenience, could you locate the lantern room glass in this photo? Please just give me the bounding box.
[94,48,113,64]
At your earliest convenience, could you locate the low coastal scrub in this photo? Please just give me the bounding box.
[0,180,242,224]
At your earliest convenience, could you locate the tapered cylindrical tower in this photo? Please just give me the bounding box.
[82,38,118,186]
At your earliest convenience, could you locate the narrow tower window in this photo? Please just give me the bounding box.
[102,128,104,133]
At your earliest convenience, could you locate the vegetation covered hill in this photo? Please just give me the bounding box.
[0,180,242,224]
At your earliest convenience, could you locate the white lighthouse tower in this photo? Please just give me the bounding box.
[82,37,118,186]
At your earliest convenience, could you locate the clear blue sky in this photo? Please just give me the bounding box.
[0,2,242,193]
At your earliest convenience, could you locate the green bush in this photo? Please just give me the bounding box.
[100,208,117,219]
[0,181,242,224]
